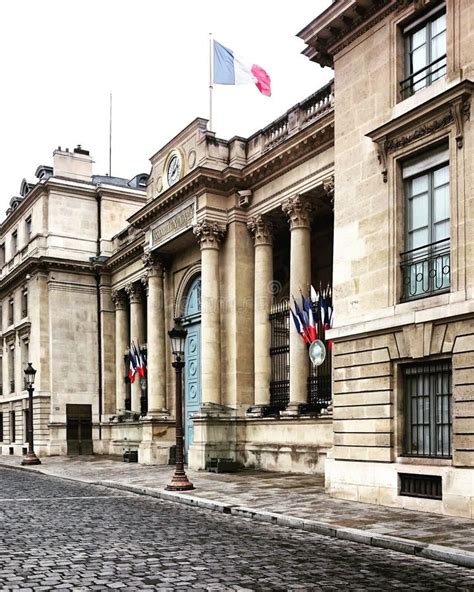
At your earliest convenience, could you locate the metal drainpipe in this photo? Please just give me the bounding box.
[96,193,103,441]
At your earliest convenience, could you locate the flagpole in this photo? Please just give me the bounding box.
[209,32,213,132]
[108,92,112,176]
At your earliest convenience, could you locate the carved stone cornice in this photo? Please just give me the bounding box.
[193,220,226,250]
[367,80,473,182]
[125,282,142,304]
[299,0,412,68]
[111,289,127,310]
[247,215,273,247]
[282,195,312,230]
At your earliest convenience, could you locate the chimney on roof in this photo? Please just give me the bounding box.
[53,146,93,181]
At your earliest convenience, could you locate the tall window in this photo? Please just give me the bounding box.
[25,216,32,241]
[8,347,14,394]
[8,297,14,326]
[20,339,29,377]
[401,145,450,300]
[0,412,3,442]
[401,4,446,98]
[404,360,452,458]
[21,288,28,318]
[11,230,18,256]
[0,244,5,266]
[10,410,15,443]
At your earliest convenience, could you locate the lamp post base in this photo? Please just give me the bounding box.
[21,452,42,466]
[165,471,194,491]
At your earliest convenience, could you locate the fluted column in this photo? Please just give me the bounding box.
[248,215,273,407]
[112,290,128,413]
[193,220,226,406]
[143,253,168,417]
[282,195,312,413]
[125,282,145,413]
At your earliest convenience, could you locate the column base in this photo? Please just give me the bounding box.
[165,470,194,491]
[193,402,234,419]
[245,405,269,417]
[280,403,305,417]
[21,452,42,466]
[141,409,170,420]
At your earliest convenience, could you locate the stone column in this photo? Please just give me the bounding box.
[193,220,226,407]
[247,215,273,408]
[282,195,312,414]
[125,282,145,413]
[143,253,168,417]
[112,290,128,413]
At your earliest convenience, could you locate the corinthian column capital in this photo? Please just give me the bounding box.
[142,252,165,278]
[111,289,127,310]
[282,195,312,230]
[125,282,142,304]
[247,215,273,247]
[193,220,226,250]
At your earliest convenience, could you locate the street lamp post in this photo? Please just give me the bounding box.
[165,321,194,491]
[21,363,41,466]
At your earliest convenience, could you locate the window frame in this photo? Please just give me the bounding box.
[400,146,450,301]
[403,360,452,459]
[400,3,446,99]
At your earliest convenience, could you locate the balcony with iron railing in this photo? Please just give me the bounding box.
[400,238,450,301]
[400,55,446,100]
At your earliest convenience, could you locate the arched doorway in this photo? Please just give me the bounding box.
[182,276,201,457]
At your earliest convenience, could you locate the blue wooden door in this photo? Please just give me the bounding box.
[183,277,201,457]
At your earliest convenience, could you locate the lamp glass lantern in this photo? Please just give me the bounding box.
[168,322,187,360]
[24,363,37,387]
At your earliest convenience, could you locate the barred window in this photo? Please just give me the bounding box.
[400,3,446,99]
[404,360,452,458]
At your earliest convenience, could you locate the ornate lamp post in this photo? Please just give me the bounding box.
[21,363,41,466]
[165,321,194,491]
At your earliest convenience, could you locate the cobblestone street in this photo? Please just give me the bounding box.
[0,468,473,591]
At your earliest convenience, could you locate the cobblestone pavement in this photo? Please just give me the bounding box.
[2,455,474,554]
[1,468,474,591]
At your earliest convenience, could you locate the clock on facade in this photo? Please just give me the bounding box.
[165,150,183,187]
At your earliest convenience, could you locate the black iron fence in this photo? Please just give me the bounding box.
[268,298,333,414]
[400,238,450,301]
[269,300,290,411]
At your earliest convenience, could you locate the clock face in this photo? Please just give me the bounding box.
[167,154,181,186]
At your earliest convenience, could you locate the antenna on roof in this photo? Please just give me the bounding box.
[108,92,113,177]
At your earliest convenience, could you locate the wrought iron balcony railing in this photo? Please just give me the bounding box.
[401,238,450,301]
[400,54,446,99]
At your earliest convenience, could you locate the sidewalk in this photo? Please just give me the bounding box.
[1,455,474,569]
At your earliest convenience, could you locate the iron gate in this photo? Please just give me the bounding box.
[269,299,332,413]
[269,300,290,410]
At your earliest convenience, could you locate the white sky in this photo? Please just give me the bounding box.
[0,0,332,212]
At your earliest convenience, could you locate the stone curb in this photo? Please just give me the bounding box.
[92,480,474,569]
[2,463,474,570]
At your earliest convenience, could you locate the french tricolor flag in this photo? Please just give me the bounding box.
[213,40,271,97]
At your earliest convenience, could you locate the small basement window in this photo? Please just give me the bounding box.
[399,473,442,500]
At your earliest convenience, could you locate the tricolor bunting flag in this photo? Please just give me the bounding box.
[291,286,333,348]
[128,347,138,383]
[290,308,310,345]
[213,40,271,97]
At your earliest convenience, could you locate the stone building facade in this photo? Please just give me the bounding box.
[300,0,474,517]
[0,146,147,456]
[0,0,472,519]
